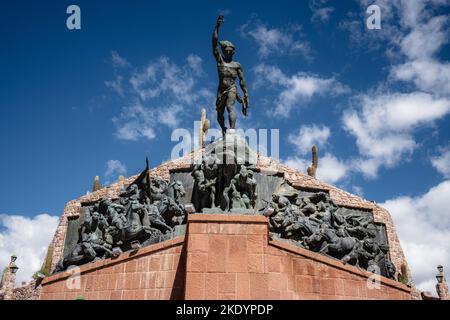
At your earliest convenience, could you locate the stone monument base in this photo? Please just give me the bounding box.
[39,214,411,300]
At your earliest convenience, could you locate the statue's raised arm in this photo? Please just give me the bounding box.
[237,64,250,116]
[212,16,224,64]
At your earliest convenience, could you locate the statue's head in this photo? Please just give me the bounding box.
[336,228,346,237]
[239,166,249,177]
[220,41,235,62]
[92,211,99,221]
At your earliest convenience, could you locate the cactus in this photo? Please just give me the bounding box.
[39,244,54,276]
[398,263,410,285]
[92,176,104,192]
[307,145,318,178]
[0,266,8,289]
[199,108,210,148]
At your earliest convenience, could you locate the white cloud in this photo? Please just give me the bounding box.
[288,124,330,155]
[105,75,124,97]
[431,146,450,178]
[157,104,183,128]
[343,92,450,178]
[130,56,203,104]
[286,123,349,185]
[285,153,349,185]
[284,157,309,175]
[316,153,349,184]
[343,1,450,96]
[110,51,130,69]
[390,12,450,96]
[309,0,334,23]
[240,17,311,59]
[113,103,157,141]
[110,55,214,141]
[399,15,448,61]
[254,64,349,117]
[391,59,450,96]
[338,0,450,182]
[186,54,203,76]
[105,160,127,183]
[381,180,450,293]
[0,214,59,285]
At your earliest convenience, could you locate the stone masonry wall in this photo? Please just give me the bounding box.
[11,280,41,300]
[40,237,185,300]
[185,214,410,300]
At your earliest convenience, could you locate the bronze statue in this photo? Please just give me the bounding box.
[223,165,257,211]
[212,15,250,135]
[191,154,221,212]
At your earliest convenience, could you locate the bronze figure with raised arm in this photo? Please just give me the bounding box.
[212,15,250,135]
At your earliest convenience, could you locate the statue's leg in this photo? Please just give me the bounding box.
[216,96,226,133]
[141,211,151,229]
[342,250,357,265]
[226,91,237,129]
[223,187,230,211]
[83,244,97,261]
[210,186,216,208]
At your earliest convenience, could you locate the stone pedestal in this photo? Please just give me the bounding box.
[204,130,258,165]
[183,214,411,300]
[436,281,449,300]
[3,273,14,300]
[185,214,268,299]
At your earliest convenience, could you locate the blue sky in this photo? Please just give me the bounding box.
[1,0,450,293]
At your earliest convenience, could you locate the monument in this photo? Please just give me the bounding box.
[35,16,414,300]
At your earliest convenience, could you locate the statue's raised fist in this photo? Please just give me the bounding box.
[217,15,224,26]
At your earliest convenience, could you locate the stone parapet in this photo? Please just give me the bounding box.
[40,237,186,300]
[40,214,411,300]
[184,214,410,300]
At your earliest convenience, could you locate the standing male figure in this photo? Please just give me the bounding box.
[212,15,250,135]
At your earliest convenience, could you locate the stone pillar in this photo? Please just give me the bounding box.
[436,265,449,300]
[184,214,268,300]
[4,255,19,300]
